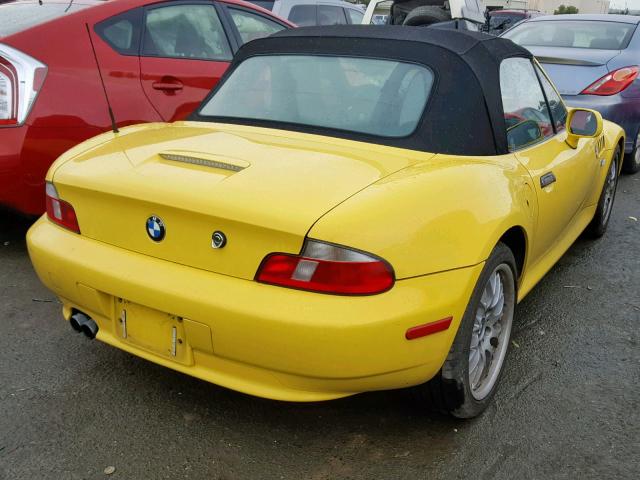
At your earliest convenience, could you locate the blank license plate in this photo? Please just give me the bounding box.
[115,299,187,363]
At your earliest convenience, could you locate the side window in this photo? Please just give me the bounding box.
[142,4,232,61]
[229,8,285,44]
[345,8,364,24]
[534,64,568,132]
[500,57,554,151]
[95,8,142,55]
[288,5,317,26]
[318,5,347,25]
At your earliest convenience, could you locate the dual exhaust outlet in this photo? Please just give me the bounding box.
[69,311,99,339]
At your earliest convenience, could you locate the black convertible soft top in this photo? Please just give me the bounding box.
[193,26,534,156]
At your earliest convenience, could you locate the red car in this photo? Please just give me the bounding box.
[0,0,291,215]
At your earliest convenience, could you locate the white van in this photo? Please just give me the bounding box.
[249,0,366,26]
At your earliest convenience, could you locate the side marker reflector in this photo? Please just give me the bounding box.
[405,317,453,340]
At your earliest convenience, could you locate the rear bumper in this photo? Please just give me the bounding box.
[27,217,482,401]
[563,94,640,153]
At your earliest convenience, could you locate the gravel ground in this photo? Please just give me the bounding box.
[1,175,638,480]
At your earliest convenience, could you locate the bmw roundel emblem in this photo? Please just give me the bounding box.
[146,215,166,242]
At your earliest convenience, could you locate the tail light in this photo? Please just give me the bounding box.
[256,240,394,295]
[0,43,47,127]
[45,182,80,233]
[581,66,639,96]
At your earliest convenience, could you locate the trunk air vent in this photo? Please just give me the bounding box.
[160,153,245,172]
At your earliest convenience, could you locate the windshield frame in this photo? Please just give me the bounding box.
[193,52,436,141]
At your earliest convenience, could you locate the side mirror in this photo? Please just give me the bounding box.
[566,108,603,149]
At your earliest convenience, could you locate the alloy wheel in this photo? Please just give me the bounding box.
[601,154,619,226]
[468,264,515,401]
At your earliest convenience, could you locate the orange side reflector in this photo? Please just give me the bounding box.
[405,317,453,340]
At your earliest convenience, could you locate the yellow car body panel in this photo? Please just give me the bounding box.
[515,119,623,296]
[28,117,624,401]
[310,152,535,279]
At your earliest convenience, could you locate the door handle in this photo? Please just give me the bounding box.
[540,172,556,188]
[152,81,183,91]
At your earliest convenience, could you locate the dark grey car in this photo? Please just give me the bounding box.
[504,14,640,173]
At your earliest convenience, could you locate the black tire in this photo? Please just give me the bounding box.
[586,145,620,238]
[412,243,517,418]
[622,131,640,174]
[402,6,451,26]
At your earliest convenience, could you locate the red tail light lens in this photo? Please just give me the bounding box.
[581,66,639,96]
[256,240,394,295]
[0,43,47,127]
[45,182,80,234]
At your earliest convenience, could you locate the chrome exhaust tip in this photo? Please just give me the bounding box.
[81,319,99,339]
[69,311,99,339]
[69,311,90,332]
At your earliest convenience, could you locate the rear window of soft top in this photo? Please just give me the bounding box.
[0,3,91,37]
[198,54,434,138]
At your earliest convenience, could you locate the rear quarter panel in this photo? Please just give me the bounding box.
[1,13,112,213]
[309,153,536,280]
[0,1,162,213]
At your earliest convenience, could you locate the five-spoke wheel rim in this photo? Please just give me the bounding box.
[469,264,515,401]
[601,154,618,226]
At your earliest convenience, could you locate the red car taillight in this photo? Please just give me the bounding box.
[256,240,394,295]
[45,182,80,234]
[581,66,639,96]
[0,43,47,127]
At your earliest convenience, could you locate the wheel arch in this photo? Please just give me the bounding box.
[497,226,528,281]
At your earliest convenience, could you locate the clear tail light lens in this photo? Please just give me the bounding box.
[0,68,15,125]
[0,43,47,127]
[256,240,394,295]
[45,182,80,233]
[581,66,639,96]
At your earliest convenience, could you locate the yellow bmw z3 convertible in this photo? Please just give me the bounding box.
[28,27,624,418]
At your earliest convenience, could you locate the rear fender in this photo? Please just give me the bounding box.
[309,153,536,280]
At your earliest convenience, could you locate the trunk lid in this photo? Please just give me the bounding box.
[52,122,429,280]
[529,46,622,95]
